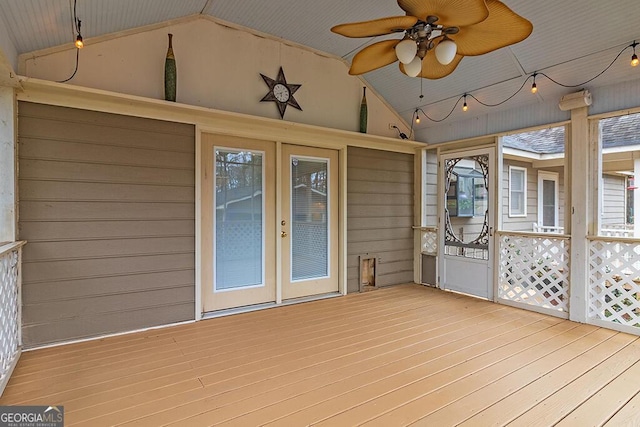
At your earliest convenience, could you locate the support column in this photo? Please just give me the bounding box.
[413,148,426,284]
[568,106,590,323]
[0,86,17,243]
[634,158,640,237]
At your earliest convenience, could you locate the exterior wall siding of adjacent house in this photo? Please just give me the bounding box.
[501,159,565,232]
[346,147,414,293]
[602,174,627,226]
[18,102,196,347]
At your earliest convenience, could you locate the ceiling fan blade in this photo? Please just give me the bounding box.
[397,0,489,27]
[331,16,418,38]
[451,0,533,56]
[400,53,463,79]
[349,39,399,75]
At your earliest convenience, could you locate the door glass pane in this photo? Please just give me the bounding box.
[291,157,328,280]
[542,179,556,226]
[215,149,263,290]
[444,155,490,260]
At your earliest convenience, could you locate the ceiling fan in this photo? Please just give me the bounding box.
[331,0,533,79]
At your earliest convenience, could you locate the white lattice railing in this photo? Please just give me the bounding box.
[0,241,24,396]
[589,237,640,331]
[498,231,570,315]
[417,227,438,255]
[533,223,634,238]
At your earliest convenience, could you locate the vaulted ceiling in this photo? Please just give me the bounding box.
[1,0,639,138]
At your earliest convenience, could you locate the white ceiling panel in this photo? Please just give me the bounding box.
[507,0,640,72]
[2,0,207,54]
[79,0,205,40]
[207,0,404,59]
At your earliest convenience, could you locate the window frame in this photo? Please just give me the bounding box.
[508,165,527,217]
[537,170,559,228]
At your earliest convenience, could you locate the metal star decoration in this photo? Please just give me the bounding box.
[260,67,302,119]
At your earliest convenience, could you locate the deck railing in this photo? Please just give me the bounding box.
[498,231,570,317]
[0,241,25,396]
[588,236,640,333]
[533,223,634,237]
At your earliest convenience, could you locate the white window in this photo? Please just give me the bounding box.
[509,166,527,217]
[538,171,559,228]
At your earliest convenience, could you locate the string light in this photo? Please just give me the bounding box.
[58,0,83,82]
[410,41,639,124]
[74,14,83,49]
[75,33,84,49]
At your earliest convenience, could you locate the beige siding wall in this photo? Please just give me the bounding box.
[18,102,195,347]
[424,150,438,227]
[501,160,566,232]
[347,147,414,293]
[602,174,626,226]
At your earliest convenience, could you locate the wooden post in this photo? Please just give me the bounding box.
[0,86,16,243]
[634,158,640,237]
[568,106,590,323]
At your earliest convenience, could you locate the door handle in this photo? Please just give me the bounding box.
[281,231,287,238]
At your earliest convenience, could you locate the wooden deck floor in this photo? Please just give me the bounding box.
[2,284,640,426]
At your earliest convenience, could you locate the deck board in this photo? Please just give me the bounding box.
[1,284,639,426]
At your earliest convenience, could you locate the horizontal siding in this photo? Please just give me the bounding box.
[18,102,196,347]
[501,161,567,232]
[425,150,438,227]
[347,147,414,293]
[502,159,539,232]
[602,174,626,226]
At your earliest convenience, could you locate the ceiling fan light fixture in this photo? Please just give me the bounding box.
[396,38,417,64]
[404,56,423,77]
[434,38,457,65]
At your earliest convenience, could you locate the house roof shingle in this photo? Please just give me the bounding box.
[502,114,640,154]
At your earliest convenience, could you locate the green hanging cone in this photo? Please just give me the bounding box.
[359,87,367,133]
[164,33,177,102]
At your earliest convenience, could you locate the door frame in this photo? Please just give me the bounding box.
[280,144,340,300]
[437,145,497,300]
[538,170,560,228]
[197,132,348,318]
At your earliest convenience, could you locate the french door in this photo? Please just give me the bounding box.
[440,147,495,300]
[201,135,338,312]
[202,135,276,311]
[281,145,339,300]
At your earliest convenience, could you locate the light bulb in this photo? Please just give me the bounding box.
[415,115,421,124]
[632,53,639,67]
[404,56,422,78]
[75,35,84,49]
[462,102,468,112]
[395,39,417,64]
[531,82,538,94]
[434,39,457,65]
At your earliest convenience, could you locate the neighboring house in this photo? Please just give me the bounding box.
[501,115,640,234]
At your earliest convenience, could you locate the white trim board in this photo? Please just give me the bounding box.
[16,78,422,154]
